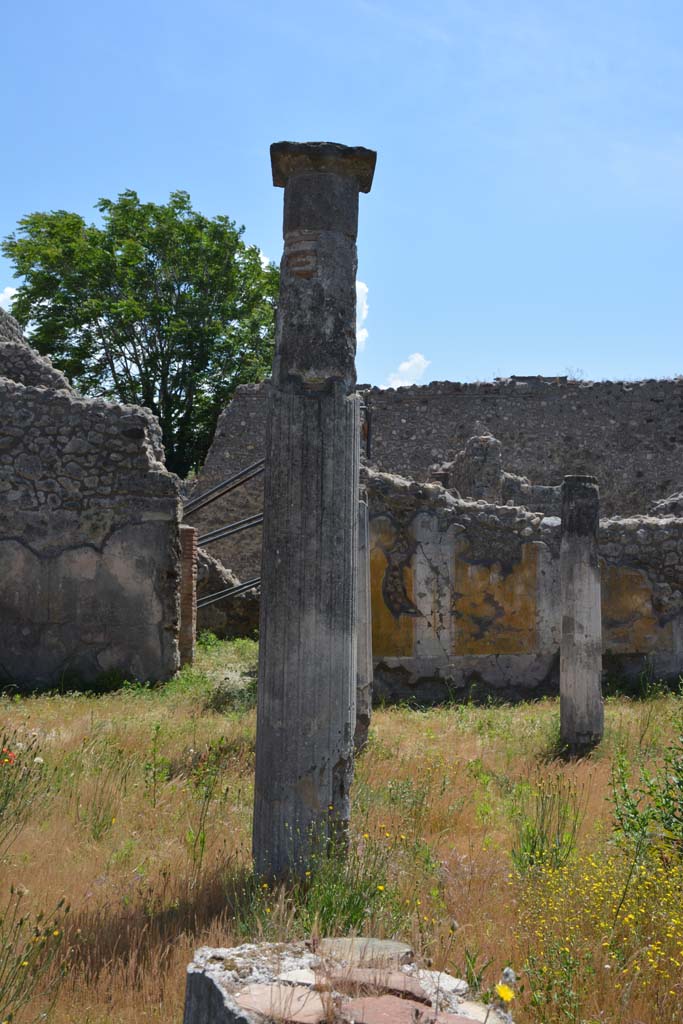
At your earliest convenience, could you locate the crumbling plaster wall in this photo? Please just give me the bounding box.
[0,308,181,688]
[192,375,683,579]
[366,469,683,703]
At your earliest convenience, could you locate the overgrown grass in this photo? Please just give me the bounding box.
[1,641,682,1022]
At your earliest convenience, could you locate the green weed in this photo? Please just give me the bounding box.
[0,733,49,858]
[611,721,683,856]
[509,774,585,875]
[0,889,68,1024]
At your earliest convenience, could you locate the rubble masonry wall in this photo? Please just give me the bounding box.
[0,309,181,688]
[192,376,683,580]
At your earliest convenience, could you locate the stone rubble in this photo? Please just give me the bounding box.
[183,939,509,1024]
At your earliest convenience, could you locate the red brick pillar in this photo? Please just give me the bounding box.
[179,525,198,667]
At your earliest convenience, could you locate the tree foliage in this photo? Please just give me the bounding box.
[2,190,279,475]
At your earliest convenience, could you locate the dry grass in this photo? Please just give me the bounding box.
[1,640,682,1023]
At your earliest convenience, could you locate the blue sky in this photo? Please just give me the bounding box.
[2,0,682,387]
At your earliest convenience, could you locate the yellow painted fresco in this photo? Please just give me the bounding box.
[602,563,671,653]
[451,543,539,655]
[369,521,671,661]
[370,517,415,657]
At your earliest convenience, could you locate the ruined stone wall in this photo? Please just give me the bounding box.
[366,378,683,517]
[599,515,683,678]
[187,384,265,580]
[193,375,683,579]
[650,491,683,517]
[366,469,683,703]
[0,308,181,688]
[432,434,503,503]
[196,548,260,639]
[0,309,71,389]
[501,475,562,516]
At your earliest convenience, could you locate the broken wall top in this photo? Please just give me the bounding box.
[0,307,72,390]
[0,307,181,686]
[0,308,179,554]
[366,466,683,623]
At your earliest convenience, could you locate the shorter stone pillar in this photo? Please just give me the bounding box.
[355,492,373,752]
[179,525,198,667]
[560,476,604,754]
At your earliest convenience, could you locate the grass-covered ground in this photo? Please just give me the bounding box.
[1,637,682,1023]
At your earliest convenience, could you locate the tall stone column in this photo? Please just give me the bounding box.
[253,142,376,879]
[560,475,604,754]
[355,489,373,753]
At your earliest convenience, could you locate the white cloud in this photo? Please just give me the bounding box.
[356,279,369,352]
[387,352,431,388]
[259,250,271,270]
[0,286,17,311]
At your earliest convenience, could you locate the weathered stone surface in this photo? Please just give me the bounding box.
[196,547,259,639]
[501,473,562,516]
[253,383,360,876]
[0,307,71,390]
[316,937,413,967]
[326,967,429,1003]
[277,969,319,986]
[179,526,198,665]
[268,142,374,392]
[344,994,483,1024]
[445,1000,491,1023]
[560,476,604,753]
[184,969,254,1024]
[253,142,374,879]
[0,309,181,688]
[650,490,683,517]
[235,983,332,1023]
[355,492,373,752]
[364,376,683,519]
[430,434,502,503]
[271,141,376,192]
[185,386,265,582]
[413,969,469,1008]
[193,375,683,579]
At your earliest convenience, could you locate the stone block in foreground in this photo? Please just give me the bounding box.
[183,938,506,1024]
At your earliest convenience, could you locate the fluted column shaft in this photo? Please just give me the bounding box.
[560,475,604,754]
[355,491,373,753]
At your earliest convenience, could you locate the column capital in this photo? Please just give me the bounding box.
[271,141,376,193]
[562,474,599,490]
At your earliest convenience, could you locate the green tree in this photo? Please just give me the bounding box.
[2,190,278,476]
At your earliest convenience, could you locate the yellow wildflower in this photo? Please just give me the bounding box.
[495,983,515,1004]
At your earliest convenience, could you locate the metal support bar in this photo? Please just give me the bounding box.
[198,513,264,547]
[196,577,261,610]
[183,458,265,518]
